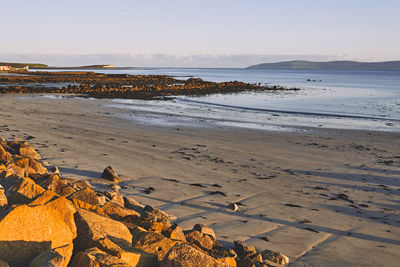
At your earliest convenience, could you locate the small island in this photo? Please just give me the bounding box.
[247,60,400,71]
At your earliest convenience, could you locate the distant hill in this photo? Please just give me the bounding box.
[247,60,400,71]
[39,64,115,69]
[0,62,48,68]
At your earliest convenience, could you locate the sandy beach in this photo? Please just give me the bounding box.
[0,94,399,266]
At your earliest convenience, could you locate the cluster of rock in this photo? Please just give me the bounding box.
[0,71,298,99]
[0,137,289,267]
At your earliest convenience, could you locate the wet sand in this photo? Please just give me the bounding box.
[0,95,399,266]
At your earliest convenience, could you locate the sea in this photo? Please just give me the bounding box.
[30,68,400,132]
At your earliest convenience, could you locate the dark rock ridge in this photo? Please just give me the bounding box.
[0,71,298,100]
[247,60,400,71]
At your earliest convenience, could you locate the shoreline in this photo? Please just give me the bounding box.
[0,94,399,266]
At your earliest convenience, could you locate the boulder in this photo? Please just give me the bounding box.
[90,237,145,266]
[73,208,132,252]
[131,227,178,261]
[101,166,120,183]
[0,145,11,162]
[36,174,62,193]
[124,196,144,213]
[185,230,216,251]
[122,215,169,234]
[29,243,73,267]
[102,201,140,220]
[193,223,216,239]
[68,187,100,206]
[234,240,257,260]
[29,190,59,206]
[72,198,108,217]
[0,204,76,266]
[5,160,28,177]
[59,184,76,196]
[6,177,45,204]
[44,197,77,236]
[12,156,29,169]
[70,247,131,267]
[0,184,7,206]
[104,190,125,206]
[17,142,41,160]
[143,205,173,226]
[28,158,48,175]
[169,224,187,242]
[161,243,232,267]
[71,180,92,190]
[261,249,289,265]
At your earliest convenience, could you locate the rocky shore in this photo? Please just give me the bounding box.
[0,71,298,99]
[0,136,289,266]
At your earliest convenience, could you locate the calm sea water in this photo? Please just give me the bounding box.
[31,68,400,131]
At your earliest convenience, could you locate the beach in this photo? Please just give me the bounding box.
[1,94,398,266]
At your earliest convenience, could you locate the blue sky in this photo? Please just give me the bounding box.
[1,0,399,67]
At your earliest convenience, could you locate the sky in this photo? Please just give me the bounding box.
[1,0,399,67]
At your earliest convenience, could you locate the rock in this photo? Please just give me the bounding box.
[228,203,239,212]
[101,166,120,183]
[12,156,30,168]
[124,196,144,213]
[87,237,152,267]
[249,252,263,263]
[0,203,76,266]
[143,205,173,226]
[261,249,289,265]
[36,174,62,193]
[131,227,178,261]
[73,208,132,252]
[234,240,257,260]
[91,237,124,257]
[0,260,9,267]
[169,224,187,242]
[0,145,11,162]
[0,184,7,206]
[71,180,92,190]
[185,230,215,251]
[5,160,28,177]
[102,201,140,220]
[59,184,76,196]
[29,190,59,206]
[217,256,237,267]
[104,190,125,206]
[28,158,48,175]
[97,194,108,206]
[193,223,216,239]
[18,142,41,160]
[6,177,45,204]
[72,198,108,217]
[51,166,60,174]
[43,196,78,236]
[68,187,100,206]
[161,243,232,267]
[29,243,73,267]
[70,247,131,267]
[212,246,237,260]
[111,183,121,190]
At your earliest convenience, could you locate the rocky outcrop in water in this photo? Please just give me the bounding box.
[0,136,289,266]
[0,71,299,100]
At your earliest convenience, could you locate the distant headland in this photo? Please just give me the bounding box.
[247,60,400,71]
[0,62,48,68]
[0,62,114,70]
